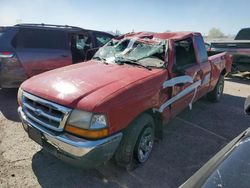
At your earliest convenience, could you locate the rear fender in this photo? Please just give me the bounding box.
[208,53,232,90]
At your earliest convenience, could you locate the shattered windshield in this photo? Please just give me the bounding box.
[93,37,167,68]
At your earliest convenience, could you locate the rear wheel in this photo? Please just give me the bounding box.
[114,113,155,170]
[207,75,224,102]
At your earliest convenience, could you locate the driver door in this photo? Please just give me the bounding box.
[169,37,202,117]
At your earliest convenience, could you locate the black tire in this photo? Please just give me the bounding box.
[207,75,224,102]
[114,113,155,170]
[231,63,239,73]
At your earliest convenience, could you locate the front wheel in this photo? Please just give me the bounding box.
[207,75,224,102]
[135,125,154,163]
[114,113,155,170]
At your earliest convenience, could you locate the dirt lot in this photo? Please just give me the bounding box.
[0,76,249,188]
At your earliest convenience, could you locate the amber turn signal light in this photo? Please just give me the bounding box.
[65,124,109,139]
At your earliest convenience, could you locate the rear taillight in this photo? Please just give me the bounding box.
[0,52,14,58]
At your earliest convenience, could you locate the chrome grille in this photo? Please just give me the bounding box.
[22,92,71,132]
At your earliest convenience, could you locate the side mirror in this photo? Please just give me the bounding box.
[245,95,250,115]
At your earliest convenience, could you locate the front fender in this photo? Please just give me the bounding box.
[94,72,167,134]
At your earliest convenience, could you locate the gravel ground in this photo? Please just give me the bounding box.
[0,76,249,188]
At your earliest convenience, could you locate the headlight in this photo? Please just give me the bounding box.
[17,88,24,106]
[65,110,108,139]
[67,110,92,129]
[90,114,107,129]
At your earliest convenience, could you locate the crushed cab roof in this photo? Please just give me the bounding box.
[119,31,200,41]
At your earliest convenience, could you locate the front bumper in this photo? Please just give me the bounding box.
[18,107,123,168]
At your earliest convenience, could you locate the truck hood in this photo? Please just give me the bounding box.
[21,61,163,110]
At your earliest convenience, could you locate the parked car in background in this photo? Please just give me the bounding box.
[17,31,231,170]
[0,23,114,88]
[209,28,250,72]
[180,95,250,188]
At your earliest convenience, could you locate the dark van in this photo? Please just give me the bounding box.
[0,23,114,88]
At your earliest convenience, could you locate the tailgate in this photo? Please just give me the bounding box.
[211,40,250,55]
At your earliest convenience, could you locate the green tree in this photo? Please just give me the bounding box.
[208,28,225,38]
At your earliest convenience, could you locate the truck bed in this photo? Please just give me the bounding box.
[208,52,232,88]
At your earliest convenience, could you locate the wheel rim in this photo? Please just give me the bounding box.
[217,80,223,98]
[137,126,154,163]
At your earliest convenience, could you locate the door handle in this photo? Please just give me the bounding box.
[61,55,69,57]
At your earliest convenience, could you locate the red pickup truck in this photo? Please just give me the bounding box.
[17,31,232,169]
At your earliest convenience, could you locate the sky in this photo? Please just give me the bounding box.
[0,0,249,35]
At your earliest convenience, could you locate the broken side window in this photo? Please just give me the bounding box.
[173,37,196,71]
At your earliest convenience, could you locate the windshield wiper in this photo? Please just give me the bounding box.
[92,56,109,64]
[93,56,106,61]
[115,57,152,70]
